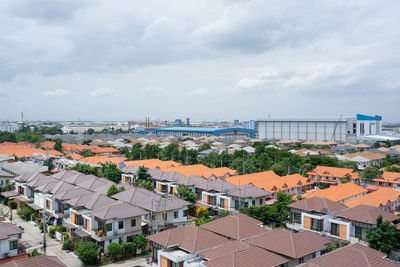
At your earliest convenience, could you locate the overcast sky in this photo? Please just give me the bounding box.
[1,0,399,122]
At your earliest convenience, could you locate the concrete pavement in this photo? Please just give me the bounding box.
[0,204,82,267]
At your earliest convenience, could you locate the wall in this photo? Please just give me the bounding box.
[0,234,21,259]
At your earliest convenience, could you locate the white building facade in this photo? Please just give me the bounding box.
[257,114,382,142]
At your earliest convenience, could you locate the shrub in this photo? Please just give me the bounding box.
[48,226,56,238]
[28,249,42,258]
[56,225,67,233]
[123,242,135,255]
[39,222,45,233]
[108,243,123,260]
[7,199,16,209]
[133,235,148,252]
[62,239,74,251]
[76,242,99,265]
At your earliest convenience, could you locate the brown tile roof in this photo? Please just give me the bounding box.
[343,151,386,161]
[334,204,399,225]
[288,197,347,214]
[304,183,367,202]
[0,222,24,240]
[52,187,92,201]
[2,255,67,267]
[299,243,396,267]
[204,244,289,267]
[246,229,330,259]
[199,240,249,260]
[200,214,266,240]
[147,224,228,253]
[344,187,400,208]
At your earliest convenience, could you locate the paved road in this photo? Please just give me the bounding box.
[1,205,82,267]
[1,205,153,267]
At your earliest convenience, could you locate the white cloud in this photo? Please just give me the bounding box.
[91,87,115,97]
[188,87,209,96]
[43,88,70,97]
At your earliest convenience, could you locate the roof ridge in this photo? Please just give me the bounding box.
[360,250,372,267]
[289,231,297,258]
[193,226,199,252]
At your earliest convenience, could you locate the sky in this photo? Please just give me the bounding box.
[1,0,400,122]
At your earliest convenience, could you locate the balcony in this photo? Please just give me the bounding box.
[92,229,106,237]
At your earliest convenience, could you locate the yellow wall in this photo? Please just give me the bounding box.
[160,256,170,267]
[339,225,347,239]
[304,216,311,230]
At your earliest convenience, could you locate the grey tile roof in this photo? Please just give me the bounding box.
[0,162,48,175]
[66,192,116,210]
[112,187,190,212]
[226,184,270,198]
[0,222,23,240]
[91,201,148,220]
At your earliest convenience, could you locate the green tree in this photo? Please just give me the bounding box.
[122,242,135,255]
[144,144,161,159]
[99,162,121,183]
[108,242,123,260]
[198,143,211,152]
[133,234,148,253]
[82,139,92,145]
[43,158,55,171]
[127,143,143,160]
[107,184,119,197]
[176,185,196,203]
[69,163,98,175]
[271,162,287,176]
[360,166,383,183]
[87,128,95,135]
[367,215,400,256]
[80,149,94,157]
[161,143,179,161]
[53,138,62,152]
[76,242,99,265]
[340,173,351,183]
[118,186,125,193]
[241,192,294,226]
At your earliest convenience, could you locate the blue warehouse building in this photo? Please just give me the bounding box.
[155,127,255,138]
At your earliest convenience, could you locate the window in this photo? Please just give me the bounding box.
[298,258,304,264]
[331,223,339,236]
[252,200,256,206]
[171,262,180,267]
[163,213,167,220]
[292,213,301,224]
[259,199,263,205]
[183,210,187,217]
[355,226,366,241]
[174,211,179,219]
[106,223,112,232]
[311,218,322,231]
[131,219,136,227]
[220,198,225,208]
[311,253,316,259]
[10,240,18,250]
[118,221,124,229]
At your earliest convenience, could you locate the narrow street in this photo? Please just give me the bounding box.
[0,204,82,267]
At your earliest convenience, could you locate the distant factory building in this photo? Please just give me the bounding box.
[155,127,255,138]
[256,114,382,142]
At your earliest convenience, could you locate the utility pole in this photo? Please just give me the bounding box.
[42,211,49,255]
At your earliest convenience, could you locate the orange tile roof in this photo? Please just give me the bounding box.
[0,143,63,158]
[307,166,359,180]
[123,159,181,169]
[89,146,119,154]
[79,156,126,165]
[61,143,92,152]
[344,187,400,208]
[373,171,400,185]
[40,141,56,149]
[304,183,367,202]
[225,172,314,193]
[66,154,84,161]
[160,164,237,179]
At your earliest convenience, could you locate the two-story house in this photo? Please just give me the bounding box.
[0,222,24,259]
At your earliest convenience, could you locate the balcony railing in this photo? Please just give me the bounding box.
[92,229,106,237]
